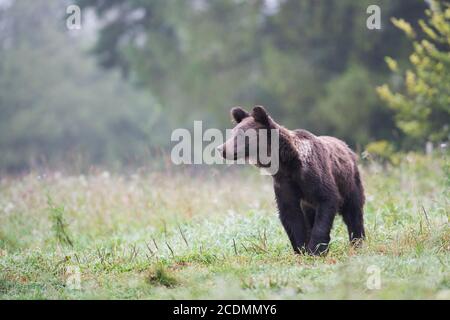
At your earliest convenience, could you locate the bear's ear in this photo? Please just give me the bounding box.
[252,106,271,126]
[231,107,250,124]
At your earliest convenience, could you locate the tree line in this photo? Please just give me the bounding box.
[0,0,448,172]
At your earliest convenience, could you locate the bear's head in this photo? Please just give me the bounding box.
[217,106,277,162]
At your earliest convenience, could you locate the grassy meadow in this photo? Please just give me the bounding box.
[0,154,449,299]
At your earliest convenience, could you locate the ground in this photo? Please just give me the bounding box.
[0,154,448,299]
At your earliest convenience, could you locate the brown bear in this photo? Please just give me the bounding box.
[217,106,365,255]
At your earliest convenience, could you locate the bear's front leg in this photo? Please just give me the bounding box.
[307,201,338,256]
[274,182,308,254]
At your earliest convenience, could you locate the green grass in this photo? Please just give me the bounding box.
[0,154,449,299]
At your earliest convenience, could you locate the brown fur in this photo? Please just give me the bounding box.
[219,106,365,255]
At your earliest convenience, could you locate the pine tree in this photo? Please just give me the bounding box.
[377,0,450,146]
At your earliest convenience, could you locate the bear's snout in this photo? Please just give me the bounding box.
[217,144,228,159]
[216,144,224,157]
[217,142,238,160]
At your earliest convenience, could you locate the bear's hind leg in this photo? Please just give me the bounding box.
[341,196,365,247]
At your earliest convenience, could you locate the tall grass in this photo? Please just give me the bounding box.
[0,154,448,299]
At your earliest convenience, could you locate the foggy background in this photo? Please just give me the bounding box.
[1,0,446,173]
